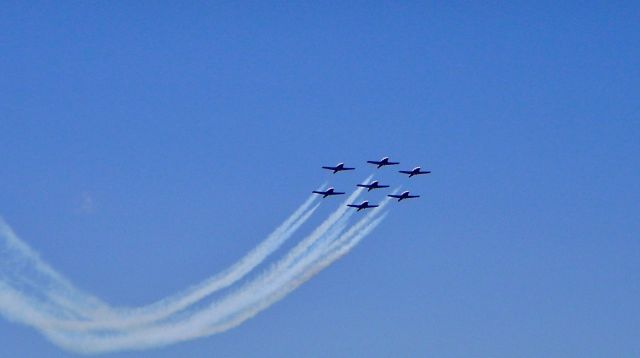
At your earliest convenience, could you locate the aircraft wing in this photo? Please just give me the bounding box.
[387,194,402,198]
[399,170,413,174]
[322,166,336,170]
[347,204,360,208]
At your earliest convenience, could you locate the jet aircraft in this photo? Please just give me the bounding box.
[399,166,431,177]
[367,157,400,168]
[312,187,345,198]
[387,191,420,202]
[356,180,390,192]
[322,162,355,174]
[347,200,379,212]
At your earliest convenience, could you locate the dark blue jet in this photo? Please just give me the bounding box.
[367,157,400,168]
[356,180,390,192]
[322,162,355,174]
[347,200,379,212]
[312,187,345,198]
[387,191,420,202]
[399,166,431,177]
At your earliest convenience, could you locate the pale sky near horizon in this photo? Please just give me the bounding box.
[1,2,639,357]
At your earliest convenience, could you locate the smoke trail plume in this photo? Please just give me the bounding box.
[0,181,392,354]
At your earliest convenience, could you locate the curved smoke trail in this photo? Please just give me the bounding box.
[0,191,321,330]
[0,179,391,354]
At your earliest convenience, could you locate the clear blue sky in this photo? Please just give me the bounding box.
[1,2,639,357]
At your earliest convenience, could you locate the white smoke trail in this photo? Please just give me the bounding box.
[48,178,368,334]
[84,191,324,330]
[0,191,322,330]
[0,180,392,354]
[40,185,390,353]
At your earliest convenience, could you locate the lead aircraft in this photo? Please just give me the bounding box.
[367,157,400,168]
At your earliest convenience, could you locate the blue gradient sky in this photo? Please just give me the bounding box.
[1,2,639,357]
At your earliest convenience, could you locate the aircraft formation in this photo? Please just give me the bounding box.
[314,157,430,211]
